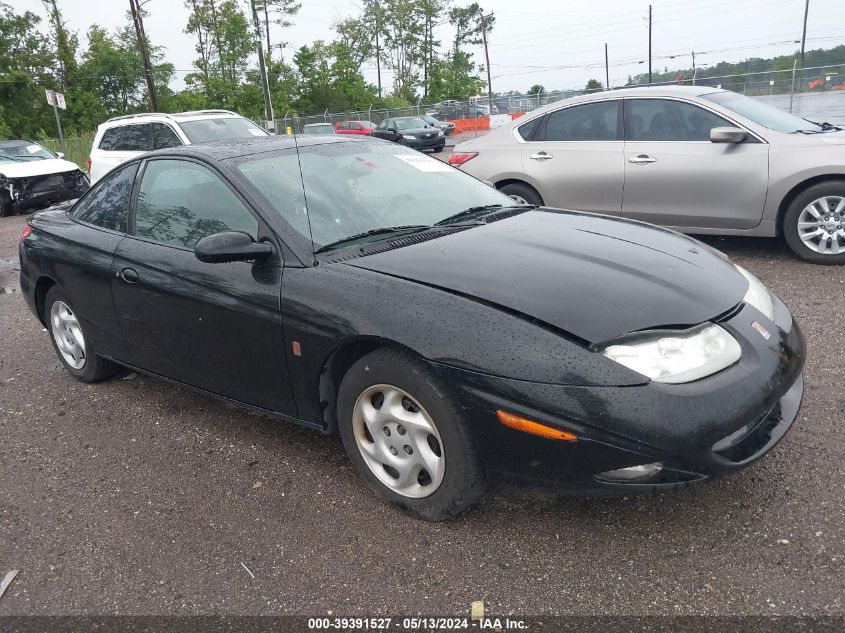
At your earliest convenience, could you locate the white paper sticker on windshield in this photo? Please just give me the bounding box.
[247,128,265,136]
[26,145,41,153]
[395,154,452,172]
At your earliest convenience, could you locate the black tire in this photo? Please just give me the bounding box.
[499,182,544,206]
[45,286,121,383]
[0,192,14,217]
[782,180,845,265]
[337,347,486,521]
[433,145,444,153]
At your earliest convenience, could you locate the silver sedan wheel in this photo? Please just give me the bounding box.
[351,384,445,499]
[50,300,86,370]
[798,195,845,255]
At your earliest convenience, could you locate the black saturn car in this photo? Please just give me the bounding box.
[18,136,805,520]
[372,116,446,152]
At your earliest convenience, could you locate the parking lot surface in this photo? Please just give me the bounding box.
[0,205,843,617]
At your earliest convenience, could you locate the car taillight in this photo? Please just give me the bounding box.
[19,225,32,241]
[87,157,92,174]
[448,152,478,167]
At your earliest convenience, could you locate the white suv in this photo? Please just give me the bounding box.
[88,110,268,183]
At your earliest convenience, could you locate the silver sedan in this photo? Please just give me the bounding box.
[450,86,845,264]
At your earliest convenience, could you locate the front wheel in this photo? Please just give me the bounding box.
[0,192,14,217]
[337,348,486,521]
[499,182,544,207]
[783,181,845,264]
[45,287,121,382]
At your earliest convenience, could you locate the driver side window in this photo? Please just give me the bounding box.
[134,159,258,248]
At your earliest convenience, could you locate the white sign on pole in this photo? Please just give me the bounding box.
[45,90,67,110]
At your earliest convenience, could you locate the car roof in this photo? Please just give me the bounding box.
[98,110,246,129]
[142,134,374,161]
[514,85,726,121]
[0,139,38,147]
[303,122,333,127]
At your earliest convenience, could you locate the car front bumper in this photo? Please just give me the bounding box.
[430,296,806,494]
[401,136,445,150]
[4,172,88,212]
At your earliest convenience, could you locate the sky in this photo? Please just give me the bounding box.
[10,0,845,95]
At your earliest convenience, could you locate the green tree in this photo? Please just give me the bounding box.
[527,84,545,95]
[585,78,604,92]
[256,0,300,56]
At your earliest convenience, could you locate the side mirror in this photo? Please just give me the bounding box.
[194,231,273,264]
[56,152,65,159]
[710,127,747,143]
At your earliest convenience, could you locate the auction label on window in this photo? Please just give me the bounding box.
[395,154,453,172]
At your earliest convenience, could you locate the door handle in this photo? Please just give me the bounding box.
[628,154,657,164]
[119,267,139,283]
[529,151,553,161]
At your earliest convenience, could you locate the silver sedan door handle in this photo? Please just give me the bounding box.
[529,151,553,161]
[628,154,657,164]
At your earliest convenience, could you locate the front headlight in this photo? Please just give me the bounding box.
[402,134,416,140]
[438,130,444,136]
[735,265,774,321]
[601,323,741,384]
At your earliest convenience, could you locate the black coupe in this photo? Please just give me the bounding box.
[18,136,805,520]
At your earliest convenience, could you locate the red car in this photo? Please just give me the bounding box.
[335,120,377,135]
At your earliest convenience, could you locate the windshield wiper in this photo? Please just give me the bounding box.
[435,203,536,226]
[314,224,433,253]
[799,118,842,132]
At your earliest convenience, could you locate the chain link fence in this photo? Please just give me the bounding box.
[264,62,845,134]
[40,136,94,171]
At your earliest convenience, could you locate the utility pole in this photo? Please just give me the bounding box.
[250,0,275,129]
[277,42,288,64]
[648,4,653,84]
[604,43,609,89]
[480,12,493,117]
[129,0,158,111]
[374,2,382,98]
[691,50,696,85]
[800,0,809,67]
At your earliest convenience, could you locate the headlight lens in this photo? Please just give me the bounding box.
[735,265,774,321]
[402,134,416,140]
[601,323,741,384]
[438,130,444,136]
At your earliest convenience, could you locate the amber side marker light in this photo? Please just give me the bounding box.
[496,410,577,441]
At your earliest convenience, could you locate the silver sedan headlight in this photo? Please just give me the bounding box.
[601,323,742,384]
[735,265,774,321]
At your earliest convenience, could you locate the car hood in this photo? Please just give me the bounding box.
[349,209,747,344]
[816,129,845,145]
[402,128,440,136]
[0,158,80,178]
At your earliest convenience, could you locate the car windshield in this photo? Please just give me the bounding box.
[178,117,268,143]
[395,118,428,130]
[304,125,334,134]
[0,141,55,163]
[236,142,519,251]
[702,91,823,133]
[361,121,376,129]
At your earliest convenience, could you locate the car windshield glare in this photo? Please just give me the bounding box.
[235,142,517,251]
[395,118,428,130]
[0,142,54,163]
[702,91,822,133]
[178,117,268,143]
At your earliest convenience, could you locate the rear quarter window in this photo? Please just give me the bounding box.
[72,162,138,232]
[98,127,124,151]
[517,117,542,141]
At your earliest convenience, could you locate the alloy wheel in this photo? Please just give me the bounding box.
[797,195,845,255]
[351,384,445,498]
[50,300,86,369]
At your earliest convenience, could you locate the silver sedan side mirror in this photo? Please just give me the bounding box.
[710,127,747,143]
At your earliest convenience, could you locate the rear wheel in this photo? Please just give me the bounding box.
[337,348,486,521]
[0,192,14,217]
[783,181,845,264]
[499,182,544,206]
[45,287,121,382]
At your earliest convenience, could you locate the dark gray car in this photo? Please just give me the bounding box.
[373,117,445,153]
[452,86,845,264]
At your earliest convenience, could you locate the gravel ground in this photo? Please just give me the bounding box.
[0,198,843,618]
